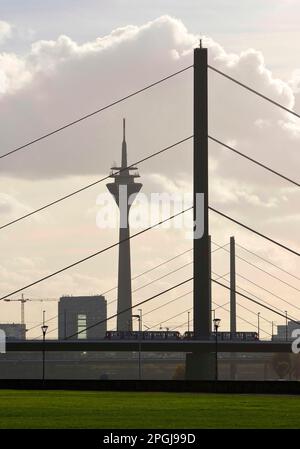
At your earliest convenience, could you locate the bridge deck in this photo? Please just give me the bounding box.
[5,340,292,353]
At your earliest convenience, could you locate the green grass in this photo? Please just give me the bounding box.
[0,390,299,428]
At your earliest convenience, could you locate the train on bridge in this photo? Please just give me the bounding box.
[105,331,259,341]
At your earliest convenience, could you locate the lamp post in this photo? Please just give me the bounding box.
[257,312,260,340]
[41,311,48,382]
[285,311,288,341]
[188,311,190,333]
[133,312,142,380]
[272,321,276,341]
[213,318,221,381]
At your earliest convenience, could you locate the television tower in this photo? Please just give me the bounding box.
[107,119,142,331]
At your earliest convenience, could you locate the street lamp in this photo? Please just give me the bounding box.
[132,311,142,380]
[213,318,221,381]
[285,311,288,341]
[41,318,48,382]
[257,312,260,339]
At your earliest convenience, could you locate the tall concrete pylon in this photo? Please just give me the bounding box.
[230,236,237,380]
[186,44,215,380]
[107,119,142,331]
[230,236,237,334]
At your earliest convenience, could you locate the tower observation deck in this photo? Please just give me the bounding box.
[107,119,142,331]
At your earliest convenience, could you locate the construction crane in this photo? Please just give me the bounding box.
[4,294,57,328]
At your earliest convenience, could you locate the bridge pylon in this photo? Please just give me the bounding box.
[186,43,216,380]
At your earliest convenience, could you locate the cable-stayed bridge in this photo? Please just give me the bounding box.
[0,44,299,379]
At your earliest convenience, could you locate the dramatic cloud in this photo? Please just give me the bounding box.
[0,15,297,180]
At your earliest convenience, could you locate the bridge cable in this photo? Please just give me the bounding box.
[0,207,192,301]
[213,272,297,322]
[3,203,298,303]
[37,274,294,340]
[2,130,298,232]
[209,136,299,187]
[66,277,193,339]
[209,207,299,257]
[0,66,193,160]
[213,279,299,325]
[212,240,300,293]
[30,245,226,337]
[68,276,297,339]
[235,242,300,283]
[208,65,300,120]
[0,136,192,230]
[107,245,227,306]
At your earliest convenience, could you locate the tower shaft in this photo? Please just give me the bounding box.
[230,236,236,333]
[193,46,210,339]
[117,212,133,331]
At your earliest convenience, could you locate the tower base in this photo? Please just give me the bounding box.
[185,352,216,380]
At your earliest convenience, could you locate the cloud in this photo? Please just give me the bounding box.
[0,15,297,186]
[0,52,32,95]
[0,21,12,44]
[0,192,30,216]
[289,69,300,94]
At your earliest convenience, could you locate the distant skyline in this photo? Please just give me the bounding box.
[0,2,299,339]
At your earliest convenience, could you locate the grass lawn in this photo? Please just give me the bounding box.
[0,390,299,428]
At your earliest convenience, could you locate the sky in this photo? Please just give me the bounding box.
[0,0,299,338]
